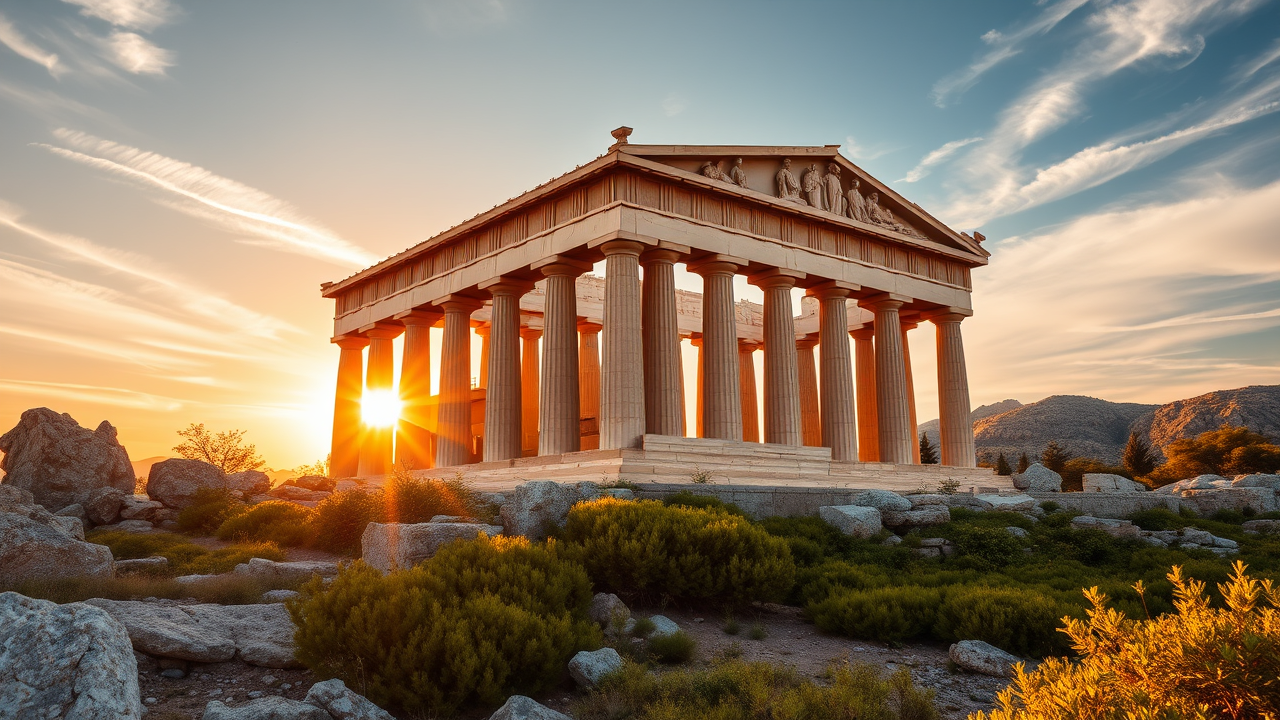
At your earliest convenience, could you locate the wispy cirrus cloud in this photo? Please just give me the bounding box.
[0,12,63,76]
[1231,36,1280,85]
[61,0,175,32]
[899,137,982,183]
[0,378,183,411]
[39,129,380,268]
[99,30,172,74]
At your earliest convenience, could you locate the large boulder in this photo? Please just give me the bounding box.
[85,599,300,668]
[849,489,911,512]
[500,481,601,540]
[1154,474,1231,494]
[304,678,394,720]
[819,505,882,538]
[975,494,1037,512]
[1233,473,1280,490]
[0,592,142,719]
[948,639,1023,677]
[146,458,226,509]
[588,592,631,629]
[0,493,115,584]
[1082,473,1147,492]
[567,648,623,688]
[489,695,572,720]
[85,486,127,525]
[1180,487,1277,515]
[361,521,502,572]
[226,470,272,496]
[1012,463,1062,492]
[0,407,134,511]
[233,558,339,582]
[203,696,330,720]
[1070,515,1140,539]
[881,505,952,529]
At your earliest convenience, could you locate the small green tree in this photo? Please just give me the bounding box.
[173,423,264,474]
[1041,441,1072,473]
[1121,431,1157,477]
[1150,424,1280,483]
[995,453,1012,476]
[1016,452,1031,474]
[919,433,939,464]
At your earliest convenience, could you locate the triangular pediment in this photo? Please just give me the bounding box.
[616,144,986,259]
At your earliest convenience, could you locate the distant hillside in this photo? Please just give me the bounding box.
[1132,385,1280,460]
[917,399,1022,445]
[131,456,171,479]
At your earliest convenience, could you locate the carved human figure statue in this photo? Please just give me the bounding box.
[846,179,869,223]
[802,164,824,210]
[776,158,805,204]
[823,163,845,216]
[729,157,747,187]
[700,160,726,182]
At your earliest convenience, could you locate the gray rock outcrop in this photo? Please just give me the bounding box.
[0,488,114,584]
[568,647,623,688]
[1012,463,1061,492]
[0,591,142,719]
[226,470,272,496]
[500,481,601,539]
[588,592,630,629]
[203,696,330,720]
[881,505,951,529]
[85,599,300,668]
[85,486,127,525]
[1070,516,1140,539]
[974,494,1037,512]
[233,558,339,581]
[849,489,911,512]
[1082,473,1146,492]
[0,407,135,511]
[948,639,1023,678]
[488,695,572,720]
[647,614,680,639]
[146,458,227,509]
[818,505,882,538]
[362,521,503,572]
[304,678,393,720]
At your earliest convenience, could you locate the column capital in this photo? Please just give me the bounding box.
[436,294,484,314]
[576,319,602,333]
[519,326,543,340]
[532,255,592,277]
[849,325,875,341]
[921,306,974,323]
[473,323,491,337]
[858,292,912,311]
[747,267,806,289]
[686,253,747,277]
[640,248,684,265]
[737,338,761,352]
[478,276,536,297]
[331,334,370,349]
[359,321,403,340]
[807,279,861,300]
[394,309,442,327]
[597,239,646,257]
[796,333,819,349]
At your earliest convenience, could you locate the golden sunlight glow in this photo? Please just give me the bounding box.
[361,389,401,428]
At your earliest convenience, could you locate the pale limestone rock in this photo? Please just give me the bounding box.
[1155,475,1231,494]
[86,486,127,525]
[0,408,135,511]
[1012,463,1061,493]
[84,599,300,668]
[500,480,601,540]
[96,519,155,533]
[881,505,951,528]
[819,505,882,538]
[1233,473,1280,490]
[115,556,169,573]
[488,695,572,720]
[146,459,226,509]
[233,558,339,581]
[49,513,86,539]
[1180,487,1277,514]
[56,502,87,521]
[1243,519,1280,534]
[269,485,331,502]
[588,592,630,628]
[0,505,114,584]
[568,647,623,688]
[1180,527,1237,549]
[949,640,1022,678]
[1070,516,1140,539]
[648,614,680,639]
[120,496,166,521]
[1082,474,1146,492]
[849,489,911,512]
[974,494,1037,512]
[0,592,142,719]
[226,470,272,496]
[361,522,502,572]
[261,589,300,603]
[1005,526,1028,538]
[304,678,393,720]
[203,696,330,720]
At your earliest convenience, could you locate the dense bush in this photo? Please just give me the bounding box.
[215,501,314,546]
[289,534,600,715]
[560,498,795,604]
[661,490,747,517]
[807,586,942,643]
[974,562,1280,719]
[572,659,936,720]
[309,488,383,555]
[176,487,244,534]
[86,530,284,576]
[646,630,696,664]
[933,586,1067,656]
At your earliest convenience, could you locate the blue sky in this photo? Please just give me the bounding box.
[1,0,1278,466]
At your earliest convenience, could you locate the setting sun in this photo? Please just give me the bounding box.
[361,390,401,428]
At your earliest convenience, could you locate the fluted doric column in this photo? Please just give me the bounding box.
[690,334,705,437]
[435,298,481,468]
[329,335,368,478]
[750,269,805,446]
[929,309,977,467]
[475,323,491,389]
[861,294,914,465]
[396,311,440,470]
[814,284,858,461]
[902,319,920,463]
[577,320,602,427]
[738,340,760,443]
[520,326,541,456]
[358,324,402,476]
[796,335,821,447]
[538,258,590,455]
[850,326,879,462]
[641,249,685,437]
[600,240,646,450]
[688,257,743,441]
[480,279,532,462]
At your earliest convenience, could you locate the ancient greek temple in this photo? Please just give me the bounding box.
[321,129,995,491]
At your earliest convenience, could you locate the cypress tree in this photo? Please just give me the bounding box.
[919,432,939,464]
[995,453,1012,476]
[1041,440,1072,473]
[1016,452,1031,474]
[1122,431,1157,477]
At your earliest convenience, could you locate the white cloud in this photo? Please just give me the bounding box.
[0,12,63,76]
[900,136,983,183]
[39,129,381,268]
[101,30,172,74]
[62,0,174,31]
[1231,36,1280,85]
[0,378,182,411]
[662,93,686,117]
[932,0,1091,107]
[844,135,895,162]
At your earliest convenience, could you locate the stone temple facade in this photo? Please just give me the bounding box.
[321,128,1003,492]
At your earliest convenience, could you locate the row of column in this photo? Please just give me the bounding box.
[329,248,976,476]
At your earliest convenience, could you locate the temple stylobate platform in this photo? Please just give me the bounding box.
[321,128,1006,492]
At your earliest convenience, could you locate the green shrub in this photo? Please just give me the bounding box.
[381,471,480,523]
[215,501,314,546]
[5,572,305,605]
[176,487,244,534]
[647,631,696,664]
[946,526,1024,569]
[288,534,600,716]
[309,489,383,555]
[560,498,795,604]
[661,490,747,517]
[933,585,1068,657]
[86,530,284,576]
[807,586,942,643]
[630,616,656,638]
[572,659,936,720]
